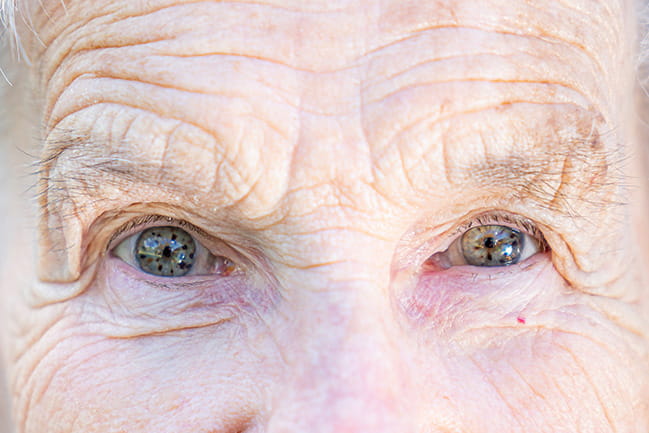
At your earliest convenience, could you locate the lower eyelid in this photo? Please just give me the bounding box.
[108,254,240,293]
[404,253,554,327]
[85,257,251,337]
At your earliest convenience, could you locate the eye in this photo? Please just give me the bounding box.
[427,218,546,269]
[461,225,523,266]
[112,225,235,277]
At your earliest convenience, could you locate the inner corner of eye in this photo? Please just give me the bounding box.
[424,250,453,271]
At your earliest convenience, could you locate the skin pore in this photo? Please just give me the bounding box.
[2,0,649,432]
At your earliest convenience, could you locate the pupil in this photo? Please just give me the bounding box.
[484,237,496,249]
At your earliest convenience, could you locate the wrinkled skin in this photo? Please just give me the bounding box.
[2,0,649,432]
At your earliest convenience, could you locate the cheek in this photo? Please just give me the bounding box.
[405,254,649,430]
[14,315,279,433]
[11,260,282,433]
[31,330,272,433]
[416,329,649,431]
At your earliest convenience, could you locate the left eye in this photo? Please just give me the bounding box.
[112,225,235,277]
[428,224,544,269]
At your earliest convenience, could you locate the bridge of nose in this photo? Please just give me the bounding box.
[260,266,422,433]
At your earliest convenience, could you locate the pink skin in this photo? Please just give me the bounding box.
[1,0,649,432]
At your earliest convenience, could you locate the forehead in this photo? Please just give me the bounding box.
[27,0,633,281]
[29,0,629,206]
[29,0,629,112]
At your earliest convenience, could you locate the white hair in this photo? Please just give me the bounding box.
[0,0,20,59]
[0,0,16,34]
[0,4,21,433]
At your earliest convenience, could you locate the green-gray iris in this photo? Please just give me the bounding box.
[135,226,196,277]
[461,225,523,267]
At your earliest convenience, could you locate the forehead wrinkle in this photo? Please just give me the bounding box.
[33,0,626,90]
[376,0,624,58]
[361,31,607,118]
[33,0,373,85]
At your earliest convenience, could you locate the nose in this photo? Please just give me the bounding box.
[263,281,419,433]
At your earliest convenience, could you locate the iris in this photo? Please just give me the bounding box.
[461,225,523,267]
[135,226,196,276]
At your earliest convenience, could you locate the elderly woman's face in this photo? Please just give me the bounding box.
[2,0,649,431]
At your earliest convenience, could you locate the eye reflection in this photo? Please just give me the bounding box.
[461,225,523,267]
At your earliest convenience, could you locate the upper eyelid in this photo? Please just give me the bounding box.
[108,212,548,264]
[422,212,549,269]
[107,215,209,251]
[451,210,546,242]
[428,210,550,262]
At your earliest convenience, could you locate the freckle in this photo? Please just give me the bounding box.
[517,316,526,324]
[172,234,177,241]
[158,265,162,271]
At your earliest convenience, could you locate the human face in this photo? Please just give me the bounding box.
[2,0,649,432]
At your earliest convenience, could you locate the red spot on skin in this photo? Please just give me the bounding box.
[517,316,526,324]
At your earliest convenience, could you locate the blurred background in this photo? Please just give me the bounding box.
[0,29,16,433]
[0,363,11,433]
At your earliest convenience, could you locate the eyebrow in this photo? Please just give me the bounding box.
[472,150,622,218]
[36,130,217,211]
[37,119,626,228]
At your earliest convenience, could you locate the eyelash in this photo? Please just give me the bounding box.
[451,210,547,247]
[107,211,548,275]
[107,214,208,251]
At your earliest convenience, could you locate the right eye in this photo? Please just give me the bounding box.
[112,225,235,278]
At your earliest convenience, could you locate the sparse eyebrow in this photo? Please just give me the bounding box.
[36,130,222,217]
[464,141,625,217]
